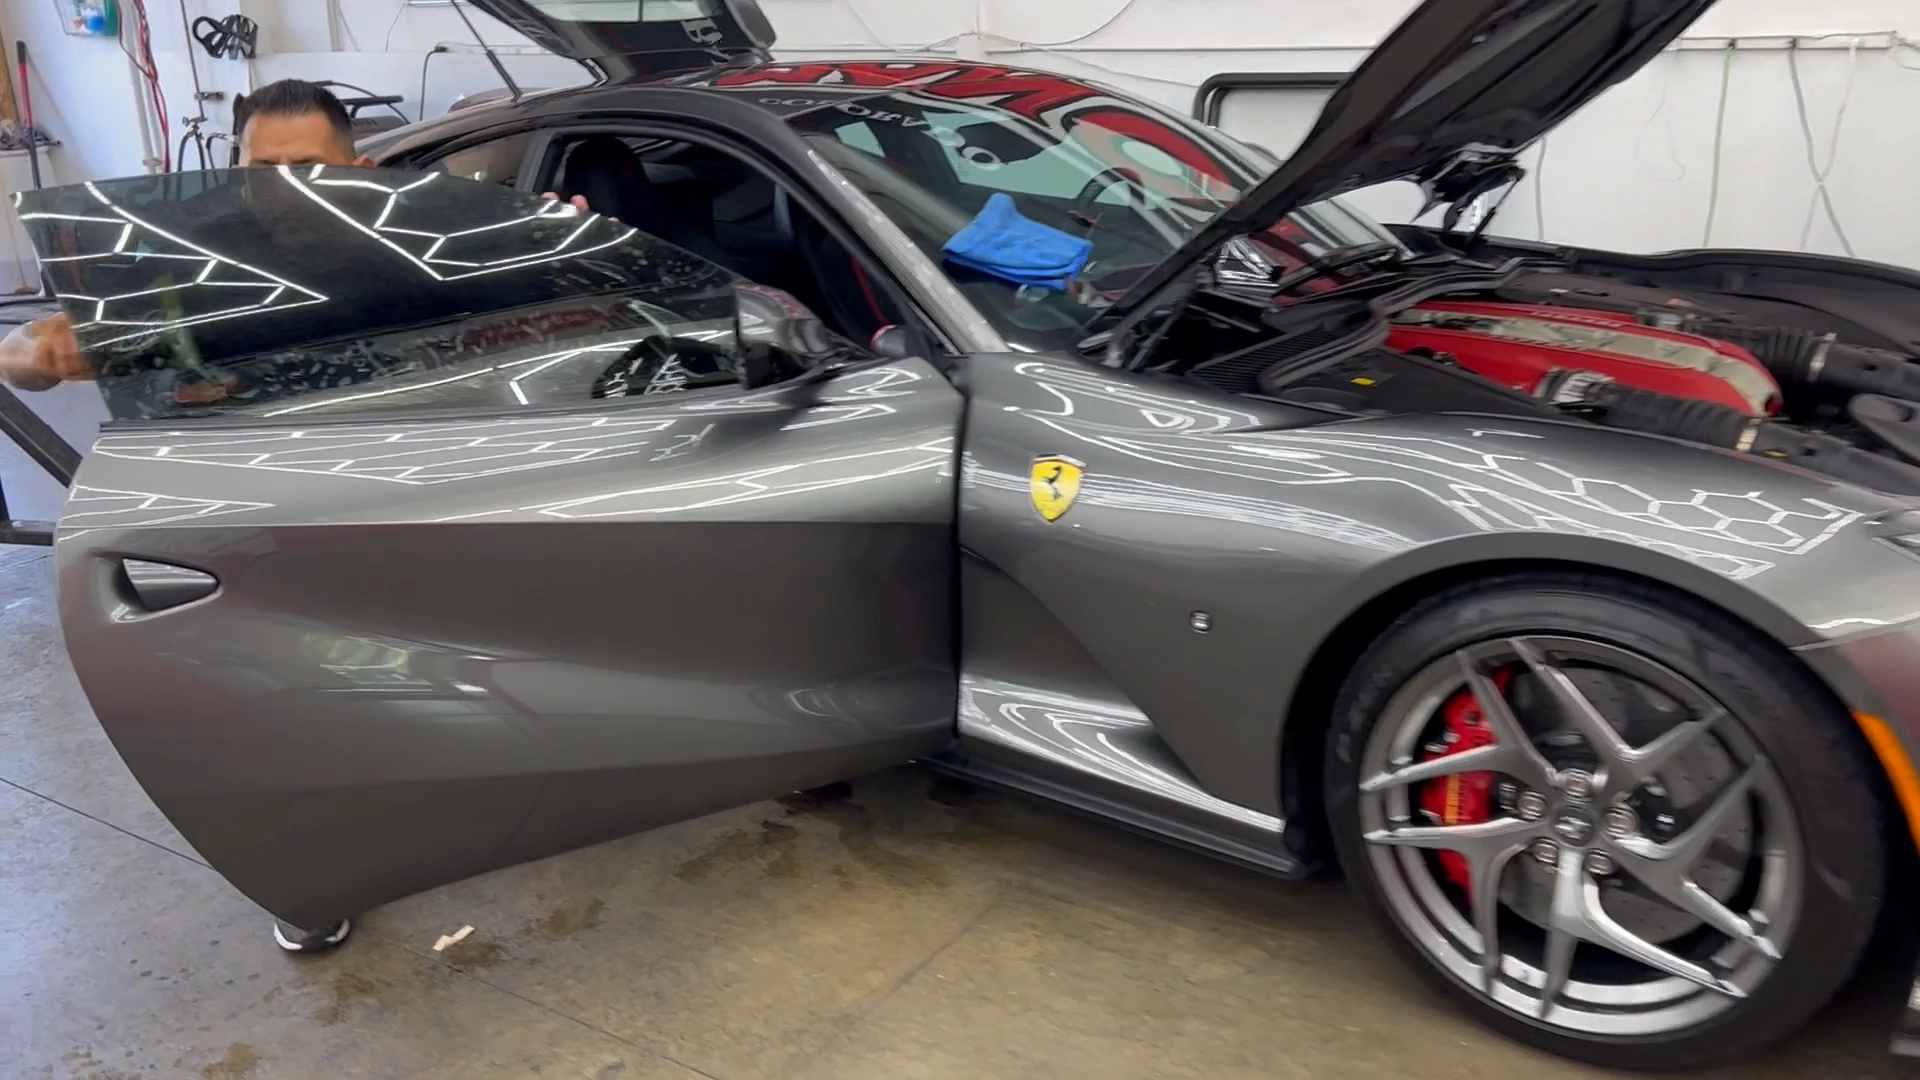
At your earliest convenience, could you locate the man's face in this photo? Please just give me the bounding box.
[239,112,373,249]
[240,112,369,168]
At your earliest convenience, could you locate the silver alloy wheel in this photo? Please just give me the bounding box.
[1356,635,1804,1036]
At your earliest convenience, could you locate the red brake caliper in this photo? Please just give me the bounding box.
[1417,668,1512,900]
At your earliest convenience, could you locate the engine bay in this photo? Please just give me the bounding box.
[1133,247,1920,497]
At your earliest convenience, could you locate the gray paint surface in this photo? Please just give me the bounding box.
[952,352,1915,814]
[57,358,963,928]
[20,154,1920,932]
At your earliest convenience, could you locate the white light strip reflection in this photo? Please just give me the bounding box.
[262,363,501,416]
[508,340,644,405]
[264,335,651,416]
[17,184,332,348]
[279,164,643,283]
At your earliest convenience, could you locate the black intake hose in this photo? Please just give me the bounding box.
[1673,316,1920,400]
[1548,377,1920,496]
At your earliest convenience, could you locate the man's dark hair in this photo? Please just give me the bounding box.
[235,78,354,143]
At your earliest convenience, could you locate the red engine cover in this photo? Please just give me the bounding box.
[1387,300,1782,416]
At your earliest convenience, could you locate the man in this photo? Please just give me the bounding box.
[0,78,586,396]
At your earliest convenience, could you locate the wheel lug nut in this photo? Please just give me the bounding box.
[1604,806,1639,838]
[1585,851,1615,877]
[1515,791,1548,821]
[1530,839,1560,866]
[1562,771,1594,802]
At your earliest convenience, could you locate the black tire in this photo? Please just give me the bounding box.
[1322,572,1885,1072]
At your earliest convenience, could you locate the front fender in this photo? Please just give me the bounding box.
[959,354,1918,815]
[1304,529,1820,649]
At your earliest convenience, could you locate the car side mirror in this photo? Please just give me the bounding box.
[869,323,933,361]
[732,281,847,390]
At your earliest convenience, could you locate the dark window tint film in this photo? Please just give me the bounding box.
[17,166,741,420]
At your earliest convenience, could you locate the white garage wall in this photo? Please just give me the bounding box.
[1210,43,1920,272]
[0,0,1915,268]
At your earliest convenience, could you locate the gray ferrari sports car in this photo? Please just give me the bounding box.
[16,0,1920,1071]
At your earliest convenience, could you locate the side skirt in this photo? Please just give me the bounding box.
[923,744,1310,880]
[927,673,1313,879]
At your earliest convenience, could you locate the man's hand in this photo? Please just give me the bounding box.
[541,192,592,214]
[0,312,90,392]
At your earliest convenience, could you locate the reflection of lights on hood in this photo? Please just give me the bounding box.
[278,164,644,282]
[22,181,328,348]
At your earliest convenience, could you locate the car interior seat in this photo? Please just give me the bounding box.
[772,187,900,346]
[558,136,728,266]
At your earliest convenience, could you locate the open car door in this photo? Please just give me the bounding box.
[16,166,961,929]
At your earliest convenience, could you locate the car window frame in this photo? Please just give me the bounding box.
[67,164,769,433]
[519,118,965,361]
[381,122,547,191]
[425,130,542,189]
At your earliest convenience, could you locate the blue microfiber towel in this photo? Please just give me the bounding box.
[942,193,1093,291]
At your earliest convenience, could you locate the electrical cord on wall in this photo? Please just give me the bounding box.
[1013,0,1139,47]
[1786,38,1858,256]
[841,0,961,55]
[384,0,412,51]
[1700,41,1735,245]
[996,42,1200,90]
[419,46,448,123]
[1634,52,1687,182]
[1895,34,1920,71]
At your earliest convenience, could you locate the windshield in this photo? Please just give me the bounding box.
[769,66,1397,348]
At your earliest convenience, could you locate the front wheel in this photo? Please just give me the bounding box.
[1323,574,1885,1071]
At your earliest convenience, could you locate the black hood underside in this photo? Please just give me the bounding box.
[1104,0,1716,324]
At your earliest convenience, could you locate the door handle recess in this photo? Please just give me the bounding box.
[122,558,219,611]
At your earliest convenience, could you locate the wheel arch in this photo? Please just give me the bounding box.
[1275,532,1828,869]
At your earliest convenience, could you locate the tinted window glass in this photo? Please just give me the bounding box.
[432,133,534,186]
[17,166,741,421]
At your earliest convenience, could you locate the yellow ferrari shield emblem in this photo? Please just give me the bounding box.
[1029,455,1084,522]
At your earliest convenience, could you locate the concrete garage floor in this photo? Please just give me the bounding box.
[2,547,1915,1080]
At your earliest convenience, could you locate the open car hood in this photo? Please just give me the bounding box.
[466,0,775,81]
[1103,0,1715,325]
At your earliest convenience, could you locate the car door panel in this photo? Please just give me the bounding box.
[22,167,962,928]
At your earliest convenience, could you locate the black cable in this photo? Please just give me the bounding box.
[176,129,199,172]
[419,47,447,125]
[318,80,412,124]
